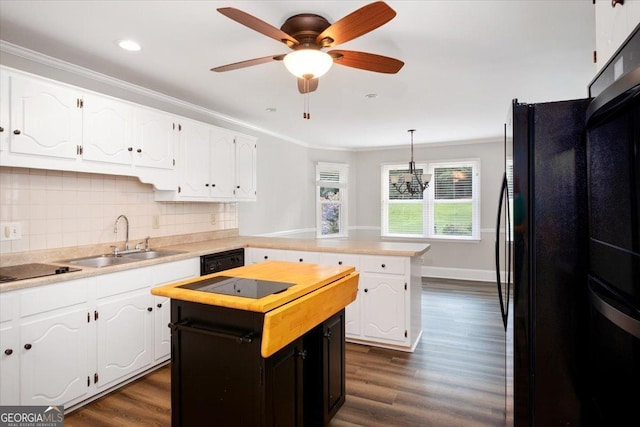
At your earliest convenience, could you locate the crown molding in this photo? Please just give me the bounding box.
[0,40,314,148]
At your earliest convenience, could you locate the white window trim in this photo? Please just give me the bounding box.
[316,162,349,238]
[381,158,481,241]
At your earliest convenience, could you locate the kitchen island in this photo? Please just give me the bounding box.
[151,260,358,427]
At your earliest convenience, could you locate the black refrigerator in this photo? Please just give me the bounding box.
[497,24,640,427]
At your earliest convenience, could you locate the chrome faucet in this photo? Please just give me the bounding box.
[114,215,130,252]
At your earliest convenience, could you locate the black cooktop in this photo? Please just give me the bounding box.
[0,263,81,283]
[179,275,293,299]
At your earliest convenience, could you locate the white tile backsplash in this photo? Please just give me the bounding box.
[0,167,238,254]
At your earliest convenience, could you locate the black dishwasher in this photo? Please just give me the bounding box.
[200,248,245,276]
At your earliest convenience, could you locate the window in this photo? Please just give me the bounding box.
[316,162,348,238]
[381,159,480,240]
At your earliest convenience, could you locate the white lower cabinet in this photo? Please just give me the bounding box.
[246,247,422,352]
[0,256,199,409]
[0,293,19,405]
[20,307,90,406]
[153,295,171,361]
[360,274,407,343]
[95,289,153,390]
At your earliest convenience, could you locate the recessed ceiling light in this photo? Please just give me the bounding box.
[365,93,378,99]
[266,107,277,113]
[117,39,141,52]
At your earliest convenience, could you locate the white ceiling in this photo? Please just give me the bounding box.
[0,1,595,149]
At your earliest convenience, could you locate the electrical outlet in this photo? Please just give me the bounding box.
[152,215,160,230]
[0,222,22,241]
[210,214,216,225]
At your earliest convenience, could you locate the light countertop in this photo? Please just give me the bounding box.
[0,231,430,293]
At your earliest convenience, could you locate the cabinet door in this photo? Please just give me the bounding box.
[248,248,289,264]
[82,93,134,165]
[178,120,211,198]
[265,338,304,427]
[20,307,90,406]
[235,135,257,200]
[0,72,9,153]
[0,292,18,405]
[286,250,323,264]
[361,274,407,343]
[9,74,81,158]
[210,129,236,200]
[96,290,153,389]
[0,323,18,405]
[134,107,175,169]
[324,311,345,419]
[153,295,171,362]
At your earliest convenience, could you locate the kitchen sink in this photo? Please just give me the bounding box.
[121,250,188,260]
[64,250,188,268]
[66,254,138,268]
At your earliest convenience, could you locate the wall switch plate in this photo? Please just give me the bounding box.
[0,222,22,241]
[152,215,160,230]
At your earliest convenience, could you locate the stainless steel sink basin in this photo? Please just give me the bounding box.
[121,250,188,260]
[63,250,187,268]
[66,254,138,268]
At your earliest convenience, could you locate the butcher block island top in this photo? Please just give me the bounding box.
[151,260,358,358]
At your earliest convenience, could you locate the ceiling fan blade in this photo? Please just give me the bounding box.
[217,7,298,47]
[298,77,319,94]
[329,50,404,74]
[316,1,396,47]
[211,54,285,72]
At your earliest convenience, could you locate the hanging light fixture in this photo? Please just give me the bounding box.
[283,49,333,79]
[390,129,431,195]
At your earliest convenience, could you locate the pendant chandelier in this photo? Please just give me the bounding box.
[390,129,431,195]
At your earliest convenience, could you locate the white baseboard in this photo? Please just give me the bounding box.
[422,266,503,283]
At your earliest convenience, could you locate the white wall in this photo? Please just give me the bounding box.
[236,139,355,236]
[354,140,504,279]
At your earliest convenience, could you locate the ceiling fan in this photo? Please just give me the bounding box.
[211,1,404,106]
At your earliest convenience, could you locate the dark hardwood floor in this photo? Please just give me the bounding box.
[64,278,506,427]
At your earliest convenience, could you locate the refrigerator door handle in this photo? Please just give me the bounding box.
[495,173,509,329]
[589,284,640,339]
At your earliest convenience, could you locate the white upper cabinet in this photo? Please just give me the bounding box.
[155,124,258,202]
[134,107,175,169]
[82,93,135,165]
[595,0,640,71]
[210,129,236,200]
[8,73,82,159]
[176,118,212,198]
[235,135,257,201]
[1,66,257,195]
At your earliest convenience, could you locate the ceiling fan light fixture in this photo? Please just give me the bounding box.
[283,49,333,79]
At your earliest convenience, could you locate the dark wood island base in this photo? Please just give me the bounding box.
[150,261,358,427]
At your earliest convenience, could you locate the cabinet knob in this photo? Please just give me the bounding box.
[137,148,142,153]
[236,185,240,189]
[381,264,386,268]
[24,344,32,350]
[13,129,21,135]
[0,126,4,132]
[297,349,307,360]
[264,256,268,260]
[299,258,303,262]
[212,184,216,187]
[157,303,162,308]
[128,147,133,151]
[147,307,153,312]
[364,289,368,293]
[4,348,13,355]
[324,330,332,340]
[205,183,209,187]
[338,261,343,265]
